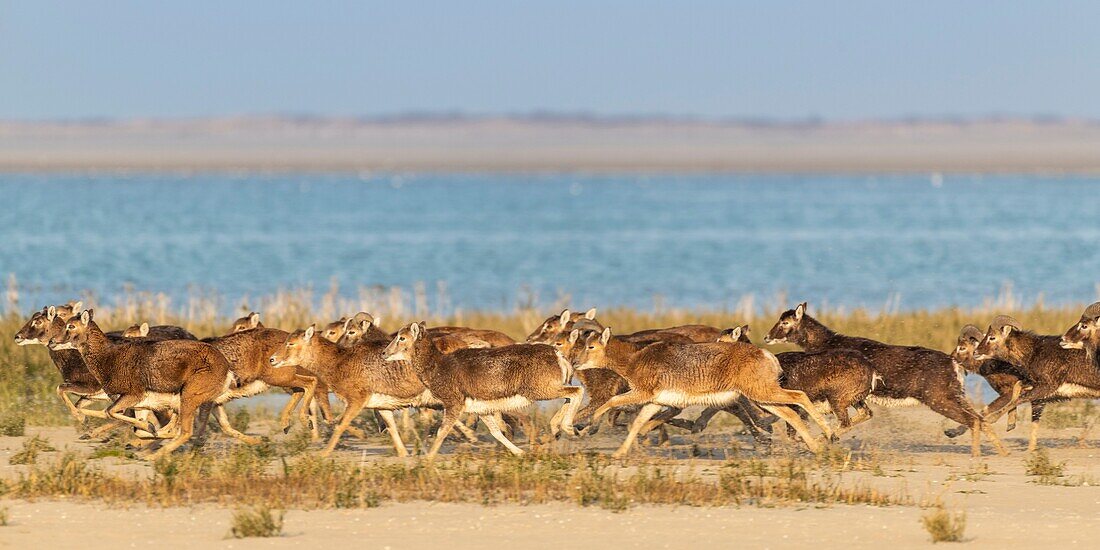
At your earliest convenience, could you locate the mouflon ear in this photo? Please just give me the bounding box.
[584,308,597,320]
[559,309,571,325]
[80,310,92,325]
[729,326,743,341]
[409,322,422,338]
[600,327,612,346]
[139,322,150,337]
[69,300,84,314]
[794,302,807,320]
[568,329,580,344]
[47,305,57,321]
[303,324,315,341]
[249,312,261,328]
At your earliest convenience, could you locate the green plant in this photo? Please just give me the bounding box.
[921,505,967,543]
[279,425,313,456]
[88,436,138,460]
[228,504,284,538]
[1025,449,1065,484]
[9,435,55,465]
[229,407,251,433]
[0,410,25,436]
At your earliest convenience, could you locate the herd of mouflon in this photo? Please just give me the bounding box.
[12,300,1100,460]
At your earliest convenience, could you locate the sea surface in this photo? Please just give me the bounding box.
[3,172,1098,313]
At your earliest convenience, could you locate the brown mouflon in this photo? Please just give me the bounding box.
[384,322,583,457]
[943,324,1031,438]
[696,325,872,438]
[272,324,456,457]
[975,314,1097,451]
[764,302,1006,457]
[121,322,198,341]
[48,309,235,460]
[573,327,833,458]
[228,312,263,334]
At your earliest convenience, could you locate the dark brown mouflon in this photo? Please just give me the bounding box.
[975,314,1096,451]
[48,309,232,460]
[943,324,1031,438]
[121,322,198,341]
[764,302,1006,457]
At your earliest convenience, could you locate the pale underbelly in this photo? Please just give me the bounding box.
[867,396,923,408]
[1055,383,1100,398]
[653,390,741,408]
[464,395,532,414]
[216,380,269,404]
[134,392,180,411]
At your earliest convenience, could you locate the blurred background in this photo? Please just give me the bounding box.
[3,1,1100,315]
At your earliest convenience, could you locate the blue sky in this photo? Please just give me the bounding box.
[1,1,1097,120]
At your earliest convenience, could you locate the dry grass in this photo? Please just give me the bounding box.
[228,504,284,538]
[0,447,909,510]
[1024,448,1066,485]
[8,435,55,465]
[921,505,967,543]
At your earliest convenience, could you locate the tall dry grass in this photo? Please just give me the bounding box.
[0,448,906,510]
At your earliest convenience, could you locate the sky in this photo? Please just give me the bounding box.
[1,1,1098,121]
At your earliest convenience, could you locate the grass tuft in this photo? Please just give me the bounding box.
[279,425,313,456]
[9,435,55,465]
[921,505,967,543]
[228,504,284,538]
[0,410,25,436]
[1025,449,1065,484]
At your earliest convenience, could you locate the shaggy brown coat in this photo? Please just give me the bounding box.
[47,310,231,459]
[764,303,1006,457]
[573,328,832,458]
[384,322,583,457]
[976,315,1097,451]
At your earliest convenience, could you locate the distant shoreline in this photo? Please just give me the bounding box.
[4,115,1100,174]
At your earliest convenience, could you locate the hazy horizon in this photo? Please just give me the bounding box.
[3,2,1099,121]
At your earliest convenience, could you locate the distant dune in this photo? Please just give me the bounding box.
[2,115,1100,173]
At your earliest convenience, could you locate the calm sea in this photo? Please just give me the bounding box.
[2,173,1098,313]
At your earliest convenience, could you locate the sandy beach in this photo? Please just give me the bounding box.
[3,117,1100,173]
[2,407,1100,548]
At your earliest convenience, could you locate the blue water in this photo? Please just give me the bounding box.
[2,173,1099,313]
